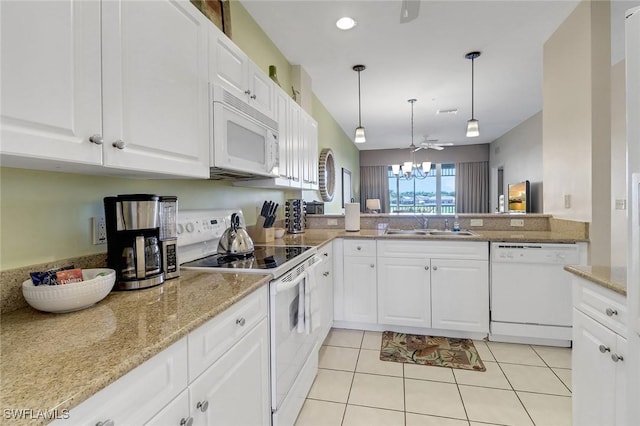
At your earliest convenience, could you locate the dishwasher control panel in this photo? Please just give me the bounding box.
[491,243,581,264]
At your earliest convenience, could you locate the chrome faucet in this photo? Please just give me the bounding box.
[444,218,449,231]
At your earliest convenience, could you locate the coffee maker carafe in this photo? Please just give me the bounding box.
[104,194,165,290]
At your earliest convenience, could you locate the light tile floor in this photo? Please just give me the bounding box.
[295,328,572,426]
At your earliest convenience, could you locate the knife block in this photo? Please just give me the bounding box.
[248,225,274,243]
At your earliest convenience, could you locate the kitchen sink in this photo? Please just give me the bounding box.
[428,230,477,236]
[384,229,478,237]
[384,229,430,235]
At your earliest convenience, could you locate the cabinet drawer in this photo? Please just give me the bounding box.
[317,241,333,260]
[343,239,376,257]
[378,240,488,260]
[188,286,268,381]
[573,277,627,337]
[58,337,188,426]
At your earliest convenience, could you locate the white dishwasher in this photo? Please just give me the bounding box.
[490,242,585,346]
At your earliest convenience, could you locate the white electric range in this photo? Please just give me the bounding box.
[177,209,321,426]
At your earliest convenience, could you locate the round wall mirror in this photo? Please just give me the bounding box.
[318,148,335,202]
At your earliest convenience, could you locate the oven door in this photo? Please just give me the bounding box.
[211,101,279,177]
[270,266,319,411]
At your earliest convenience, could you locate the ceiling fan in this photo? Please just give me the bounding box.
[400,0,420,23]
[413,141,454,152]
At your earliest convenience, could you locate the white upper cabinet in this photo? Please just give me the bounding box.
[0,0,103,169]
[301,113,318,189]
[210,27,274,119]
[101,0,209,177]
[1,0,210,178]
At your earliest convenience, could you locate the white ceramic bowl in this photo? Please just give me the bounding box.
[274,228,285,239]
[22,268,115,313]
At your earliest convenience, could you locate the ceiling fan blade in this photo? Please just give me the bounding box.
[431,145,445,150]
[400,0,420,23]
[413,146,424,152]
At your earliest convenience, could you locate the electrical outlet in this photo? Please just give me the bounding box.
[510,219,524,227]
[92,216,107,245]
[615,199,627,210]
[470,219,483,227]
[327,218,338,226]
[564,194,571,209]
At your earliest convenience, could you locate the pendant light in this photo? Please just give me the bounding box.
[353,65,366,143]
[465,51,481,138]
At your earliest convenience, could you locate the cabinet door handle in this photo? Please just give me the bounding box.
[250,94,257,100]
[611,353,624,362]
[89,134,103,145]
[599,344,610,353]
[370,264,374,268]
[605,308,618,317]
[323,271,330,277]
[432,266,438,271]
[197,400,209,412]
[96,420,114,426]
[112,140,126,149]
[244,90,252,95]
[323,252,329,257]
[236,317,246,326]
[180,417,194,426]
[424,266,429,271]
[357,246,362,251]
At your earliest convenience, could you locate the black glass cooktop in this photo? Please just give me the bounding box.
[181,245,312,270]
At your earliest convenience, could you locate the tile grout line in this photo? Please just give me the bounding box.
[530,345,573,395]
[339,330,364,426]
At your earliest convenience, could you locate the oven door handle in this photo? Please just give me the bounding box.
[274,272,307,295]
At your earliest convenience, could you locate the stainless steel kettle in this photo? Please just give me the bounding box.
[217,213,254,256]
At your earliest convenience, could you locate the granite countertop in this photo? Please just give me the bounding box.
[0,226,587,425]
[272,228,588,246]
[565,265,627,296]
[0,270,270,425]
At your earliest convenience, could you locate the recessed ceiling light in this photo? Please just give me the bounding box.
[336,17,357,30]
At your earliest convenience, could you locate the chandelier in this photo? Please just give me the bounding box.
[391,99,432,180]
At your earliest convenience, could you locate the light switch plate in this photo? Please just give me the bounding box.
[564,194,571,209]
[510,219,524,227]
[470,219,484,227]
[615,199,627,210]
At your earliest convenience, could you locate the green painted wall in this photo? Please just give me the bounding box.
[0,1,359,270]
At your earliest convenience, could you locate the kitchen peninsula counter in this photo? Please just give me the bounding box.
[0,270,270,425]
[275,228,589,247]
[565,264,627,296]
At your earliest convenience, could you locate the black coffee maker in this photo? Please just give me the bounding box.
[104,194,165,290]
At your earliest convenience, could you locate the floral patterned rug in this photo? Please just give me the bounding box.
[380,331,486,371]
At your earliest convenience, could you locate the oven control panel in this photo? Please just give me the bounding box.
[177,209,243,247]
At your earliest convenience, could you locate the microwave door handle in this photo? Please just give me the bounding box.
[267,132,279,173]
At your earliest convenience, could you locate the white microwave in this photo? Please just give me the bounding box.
[210,84,279,179]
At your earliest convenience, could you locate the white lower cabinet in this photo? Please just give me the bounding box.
[431,259,489,333]
[572,277,627,426]
[316,242,334,342]
[341,240,377,324]
[55,337,189,426]
[377,256,431,328]
[376,240,489,333]
[57,287,270,426]
[189,319,270,426]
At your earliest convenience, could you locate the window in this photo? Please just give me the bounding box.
[388,163,456,214]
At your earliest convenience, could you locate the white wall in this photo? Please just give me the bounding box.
[611,60,627,267]
[489,112,543,213]
[543,0,612,265]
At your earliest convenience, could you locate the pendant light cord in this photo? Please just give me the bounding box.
[471,57,475,119]
[357,70,362,127]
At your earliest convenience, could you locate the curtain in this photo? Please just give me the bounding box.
[456,161,489,213]
[359,166,390,213]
